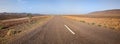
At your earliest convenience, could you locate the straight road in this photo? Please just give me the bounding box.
[9,16,120,44]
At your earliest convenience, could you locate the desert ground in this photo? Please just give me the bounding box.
[0,9,120,44]
[63,15,120,31]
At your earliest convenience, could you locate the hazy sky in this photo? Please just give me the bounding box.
[0,0,120,14]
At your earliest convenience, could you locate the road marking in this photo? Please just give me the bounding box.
[64,25,75,35]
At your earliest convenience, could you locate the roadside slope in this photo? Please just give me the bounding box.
[0,16,53,44]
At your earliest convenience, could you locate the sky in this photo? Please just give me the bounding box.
[0,0,120,14]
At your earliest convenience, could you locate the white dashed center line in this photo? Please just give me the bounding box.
[64,25,75,35]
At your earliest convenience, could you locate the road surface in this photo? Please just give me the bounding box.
[9,16,120,44]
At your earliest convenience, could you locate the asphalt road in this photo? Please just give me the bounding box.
[9,16,120,44]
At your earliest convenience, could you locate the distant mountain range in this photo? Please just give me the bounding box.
[0,9,120,20]
[88,9,120,16]
[0,13,43,20]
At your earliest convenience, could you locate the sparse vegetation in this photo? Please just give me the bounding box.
[80,20,86,23]
[0,25,3,30]
[98,24,102,27]
[6,29,22,36]
[63,16,120,31]
[27,14,33,23]
[0,15,52,44]
[91,23,95,25]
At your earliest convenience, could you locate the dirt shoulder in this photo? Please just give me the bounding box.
[0,16,53,44]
